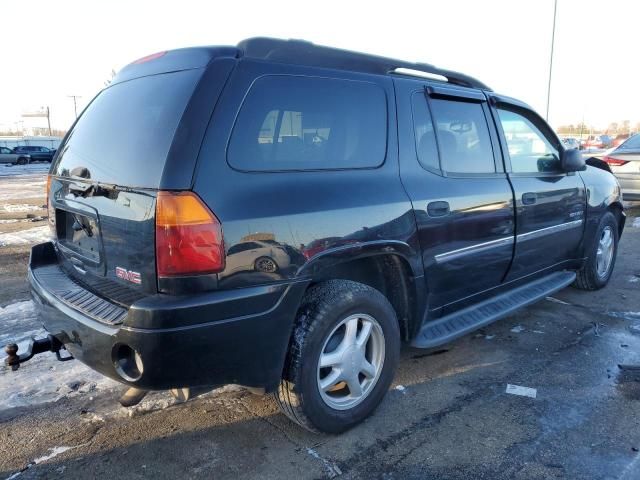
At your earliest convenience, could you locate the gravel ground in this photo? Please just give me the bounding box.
[1,165,640,479]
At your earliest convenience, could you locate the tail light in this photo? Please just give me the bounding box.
[603,156,629,167]
[155,191,224,277]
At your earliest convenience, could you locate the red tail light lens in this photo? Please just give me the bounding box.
[603,156,629,167]
[132,51,167,64]
[155,191,224,277]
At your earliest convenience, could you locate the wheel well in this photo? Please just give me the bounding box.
[608,202,625,237]
[308,255,416,341]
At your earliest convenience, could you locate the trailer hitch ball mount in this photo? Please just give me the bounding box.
[4,335,73,371]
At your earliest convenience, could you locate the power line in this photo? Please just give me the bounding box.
[68,95,81,119]
[545,0,558,122]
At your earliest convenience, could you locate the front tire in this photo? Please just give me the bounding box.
[273,280,400,433]
[573,211,619,290]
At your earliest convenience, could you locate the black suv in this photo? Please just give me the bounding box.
[10,38,624,433]
[12,145,56,162]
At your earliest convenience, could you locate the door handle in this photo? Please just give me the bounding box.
[427,201,450,217]
[522,192,537,205]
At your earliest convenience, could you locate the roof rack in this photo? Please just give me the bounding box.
[237,37,491,91]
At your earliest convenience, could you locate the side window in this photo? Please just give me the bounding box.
[497,108,560,173]
[411,92,439,171]
[430,98,495,174]
[228,75,387,171]
[0,147,9,153]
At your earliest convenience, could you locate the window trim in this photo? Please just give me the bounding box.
[490,100,566,177]
[226,73,389,173]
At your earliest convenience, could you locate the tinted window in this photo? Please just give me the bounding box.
[411,92,439,171]
[0,147,10,153]
[497,109,560,173]
[430,99,495,174]
[228,75,387,171]
[53,69,201,188]
[621,135,640,150]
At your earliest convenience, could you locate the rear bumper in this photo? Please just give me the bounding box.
[28,242,308,391]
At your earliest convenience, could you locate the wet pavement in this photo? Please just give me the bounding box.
[0,205,639,479]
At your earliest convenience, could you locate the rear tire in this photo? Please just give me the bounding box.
[16,157,28,165]
[573,211,618,290]
[273,280,400,433]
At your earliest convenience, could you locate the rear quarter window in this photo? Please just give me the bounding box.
[227,75,387,171]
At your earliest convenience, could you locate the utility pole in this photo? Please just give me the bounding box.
[68,95,81,119]
[46,106,52,136]
[545,0,558,122]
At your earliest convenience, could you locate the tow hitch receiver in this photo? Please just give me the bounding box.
[4,335,73,371]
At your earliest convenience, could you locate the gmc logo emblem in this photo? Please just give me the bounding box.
[115,267,141,285]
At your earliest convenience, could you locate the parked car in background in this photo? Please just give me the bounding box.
[562,137,580,150]
[603,134,640,200]
[225,240,291,275]
[12,145,56,162]
[612,134,631,148]
[0,146,30,164]
[582,134,613,150]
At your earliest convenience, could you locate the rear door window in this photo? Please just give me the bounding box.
[228,75,387,171]
[430,99,495,174]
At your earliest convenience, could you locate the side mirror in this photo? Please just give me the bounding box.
[561,148,585,172]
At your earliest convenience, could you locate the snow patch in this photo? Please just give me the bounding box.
[632,217,640,228]
[511,325,525,333]
[0,163,50,177]
[546,296,571,305]
[0,301,118,410]
[33,446,74,464]
[305,448,342,478]
[0,226,50,246]
[607,311,640,322]
[3,204,42,213]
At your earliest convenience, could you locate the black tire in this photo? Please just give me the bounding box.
[573,211,619,290]
[273,280,400,433]
[17,157,28,165]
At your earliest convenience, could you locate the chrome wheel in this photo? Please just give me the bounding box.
[255,257,277,273]
[596,226,614,278]
[317,313,385,410]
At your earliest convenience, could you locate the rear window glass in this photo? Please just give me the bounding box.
[53,69,201,188]
[228,75,387,171]
[621,135,640,150]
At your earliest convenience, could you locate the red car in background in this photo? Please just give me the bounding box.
[581,134,613,150]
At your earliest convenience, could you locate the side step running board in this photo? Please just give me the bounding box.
[411,271,576,349]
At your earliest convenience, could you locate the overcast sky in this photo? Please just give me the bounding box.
[1,0,638,132]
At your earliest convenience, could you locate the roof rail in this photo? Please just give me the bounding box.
[237,37,491,91]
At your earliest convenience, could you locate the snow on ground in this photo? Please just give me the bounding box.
[3,204,42,213]
[0,164,48,202]
[0,301,118,410]
[633,217,640,228]
[0,162,50,178]
[0,177,46,202]
[0,226,50,247]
